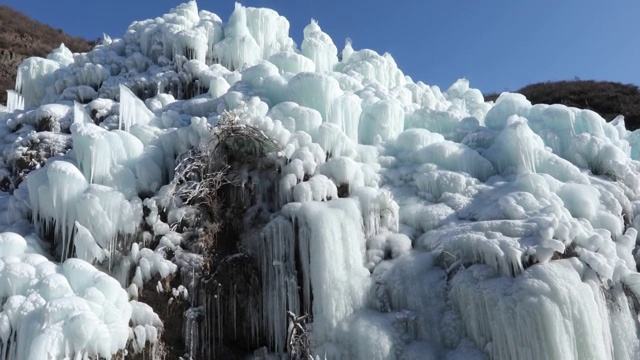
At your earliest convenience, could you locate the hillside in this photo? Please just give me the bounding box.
[0,5,94,105]
[486,80,640,130]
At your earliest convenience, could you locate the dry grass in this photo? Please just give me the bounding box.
[0,5,95,57]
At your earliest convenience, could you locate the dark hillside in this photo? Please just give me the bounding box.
[485,80,640,130]
[0,5,95,105]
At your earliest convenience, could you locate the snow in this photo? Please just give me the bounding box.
[2,1,640,359]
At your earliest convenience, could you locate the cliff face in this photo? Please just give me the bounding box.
[0,5,94,105]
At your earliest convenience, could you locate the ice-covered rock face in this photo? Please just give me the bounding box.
[2,1,640,359]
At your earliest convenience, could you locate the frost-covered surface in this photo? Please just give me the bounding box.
[1,1,640,359]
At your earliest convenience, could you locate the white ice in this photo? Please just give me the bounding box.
[3,1,640,359]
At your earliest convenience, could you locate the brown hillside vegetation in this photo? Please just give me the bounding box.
[0,5,95,105]
[485,80,640,131]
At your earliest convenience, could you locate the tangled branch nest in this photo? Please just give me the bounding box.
[164,108,282,262]
[213,108,282,164]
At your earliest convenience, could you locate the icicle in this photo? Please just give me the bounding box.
[6,90,24,112]
[45,161,89,260]
[242,199,370,354]
[450,260,636,359]
[244,216,300,353]
[119,84,155,132]
[73,101,92,125]
[184,308,202,357]
[15,57,61,108]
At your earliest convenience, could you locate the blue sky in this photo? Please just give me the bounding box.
[4,0,640,94]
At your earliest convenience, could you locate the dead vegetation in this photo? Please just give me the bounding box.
[286,311,312,360]
[165,108,281,267]
[159,108,289,358]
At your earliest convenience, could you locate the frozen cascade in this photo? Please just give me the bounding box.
[288,72,343,121]
[484,118,545,174]
[15,57,61,109]
[242,197,385,355]
[296,199,367,331]
[339,47,406,90]
[359,99,405,145]
[2,1,640,359]
[46,44,74,67]
[30,161,89,260]
[450,260,640,360]
[245,7,295,60]
[328,92,362,142]
[243,216,299,354]
[269,50,316,74]
[71,121,144,193]
[27,160,142,263]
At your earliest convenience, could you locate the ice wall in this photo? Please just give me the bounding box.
[451,260,640,360]
[3,1,640,359]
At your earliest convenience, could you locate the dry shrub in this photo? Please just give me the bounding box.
[166,108,281,269]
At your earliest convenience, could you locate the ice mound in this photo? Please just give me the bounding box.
[3,1,640,359]
[0,233,143,360]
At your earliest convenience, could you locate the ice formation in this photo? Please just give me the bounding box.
[1,1,640,359]
[0,233,137,359]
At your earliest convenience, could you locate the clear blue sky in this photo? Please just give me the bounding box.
[4,0,640,93]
